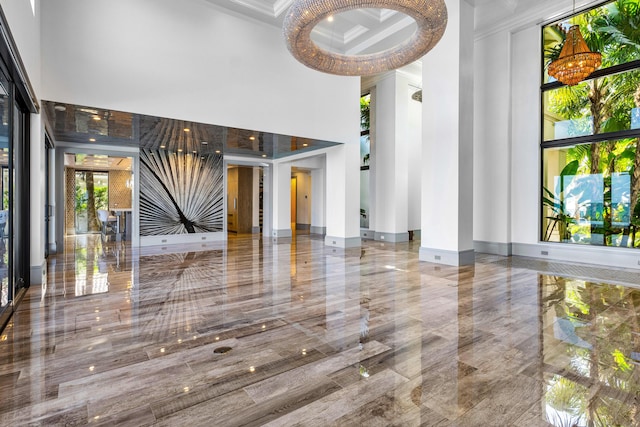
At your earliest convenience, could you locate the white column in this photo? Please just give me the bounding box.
[325,143,361,248]
[419,0,475,266]
[311,166,325,235]
[407,90,422,234]
[30,113,45,284]
[271,160,292,238]
[371,71,411,242]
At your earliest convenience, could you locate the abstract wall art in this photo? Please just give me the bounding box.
[139,149,224,236]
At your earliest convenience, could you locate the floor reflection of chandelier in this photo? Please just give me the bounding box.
[283,0,448,76]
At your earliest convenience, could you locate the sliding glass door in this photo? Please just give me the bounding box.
[0,68,11,315]
[0,61,30,330]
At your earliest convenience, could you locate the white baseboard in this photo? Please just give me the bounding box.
[512,242,640,270]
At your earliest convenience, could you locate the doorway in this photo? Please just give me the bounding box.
[45,134,53,258]
[74,170,109,234]
[63,153,133,239]
[290,176,297,231]
[227,165,263,236]
[290,169,312,235]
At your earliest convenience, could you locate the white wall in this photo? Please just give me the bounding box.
[0,0,44,276]
[0,0,40,95]
[407,88,422,231]
[510,25,541,246]
[37,0,361,245]
[40,0,358,145]
[473,31,511,246]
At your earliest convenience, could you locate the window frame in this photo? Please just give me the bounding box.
[539,0,640,246]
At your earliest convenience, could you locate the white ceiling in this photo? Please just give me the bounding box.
[204,0,597,78]
[203,0,554,51]
[204,0,420,55]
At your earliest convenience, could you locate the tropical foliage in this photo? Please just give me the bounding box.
[360,95,370,131]
[542,0,640,248]
[541,276,640,426]
[360,94,371,229]
[75,171,109,233]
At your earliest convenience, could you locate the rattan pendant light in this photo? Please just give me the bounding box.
[548,3,601,86]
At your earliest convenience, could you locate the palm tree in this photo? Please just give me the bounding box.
[545,0,640,246]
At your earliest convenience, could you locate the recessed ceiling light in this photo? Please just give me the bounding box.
[93,116,101,121]
[192,150,197,154]
[184,128,190,132]
[160,145,166,149]
[262,154,267,158]
[89,138,96,142]
[215,150,221,154]
[249,136,255,141]
[327,15,334,22]
[177,148,183,152]
[303,143,308,147]
[54,105,66,112]
[201,141,208,145]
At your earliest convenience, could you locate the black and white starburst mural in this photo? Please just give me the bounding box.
[139,149,224,236]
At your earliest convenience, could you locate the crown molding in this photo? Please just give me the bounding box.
[474,0,603,42]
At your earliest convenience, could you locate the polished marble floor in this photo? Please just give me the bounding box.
[1,234,639,426]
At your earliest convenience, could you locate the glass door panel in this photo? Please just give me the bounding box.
[0,70,9,310]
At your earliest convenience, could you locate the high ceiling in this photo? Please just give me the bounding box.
[206,0,594,49]
[44,0,590,160]
[204,0,536,53]
[205,0,418,56]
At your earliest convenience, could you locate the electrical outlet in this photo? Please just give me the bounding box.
[201,236,206,240]
[541,250,548,255]
[161,239,167,243]
[435,255,441,260]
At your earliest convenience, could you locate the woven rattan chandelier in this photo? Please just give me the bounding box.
[548,25,602,86]
[283,0,448,76]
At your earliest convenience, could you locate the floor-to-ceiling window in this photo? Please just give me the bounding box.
[0,7,41,332]
[541,0,640,248]
[0,62,31,331]
[360,93,370,230]
[0,68,10,312]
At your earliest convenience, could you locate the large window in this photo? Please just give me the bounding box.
[360,93,370,229]
[0,69,10,310]
[542,0,640,248]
